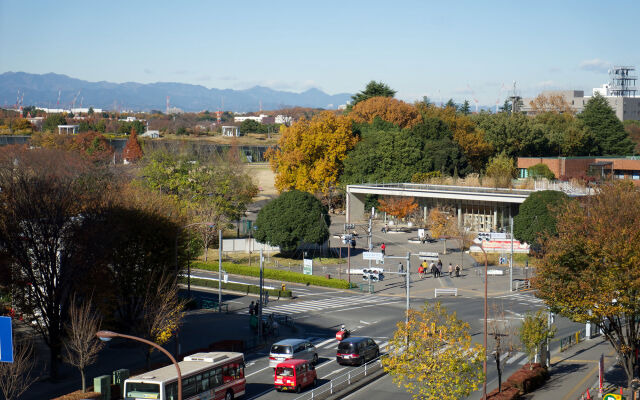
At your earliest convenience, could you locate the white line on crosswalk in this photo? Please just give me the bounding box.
[315,338,336,348]
[506,352,526,364]
[379,341,389,349]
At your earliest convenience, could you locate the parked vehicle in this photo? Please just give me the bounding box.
[269,339,318,368]
[274,359,317,393]
[336,337,379,366]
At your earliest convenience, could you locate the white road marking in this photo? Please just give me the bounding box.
[315,338,336,348]
[506,352,526,364]
[246,366,272,377]
[360,320,370,325]
[379,341,389,349]
[322,367,347,378]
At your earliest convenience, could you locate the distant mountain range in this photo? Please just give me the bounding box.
[0,72,353,113]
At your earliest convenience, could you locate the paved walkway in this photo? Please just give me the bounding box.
[528,336,629,400]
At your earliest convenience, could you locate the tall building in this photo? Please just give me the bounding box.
[522,66,640,121]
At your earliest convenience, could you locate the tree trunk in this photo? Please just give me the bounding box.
[204,244,208,262]
[81,369,86,392]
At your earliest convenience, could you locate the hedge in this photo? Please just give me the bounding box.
[193,261,354,290]
[53,391,102,400]
[487,363,548,397]
[182,277,293,298]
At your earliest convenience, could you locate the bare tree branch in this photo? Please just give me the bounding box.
[0,334,36,400]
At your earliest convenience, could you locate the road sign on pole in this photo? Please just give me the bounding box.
[0,316,13,363]
[303,258,313,275]
[362,252,384,261]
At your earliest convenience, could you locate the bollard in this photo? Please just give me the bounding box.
[330,381,333,394]
[576,331,580,344]
[348,372,351,385]
[365,361,367,375]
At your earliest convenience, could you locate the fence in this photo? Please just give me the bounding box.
[559,328,587,352]
[293,356,385,400]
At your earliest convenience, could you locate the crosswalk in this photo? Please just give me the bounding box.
[260,295,401,315]
[488,351,529,365]
[495,293,545,306]
[310,337,390,352]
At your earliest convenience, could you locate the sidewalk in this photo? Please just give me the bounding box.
[529,336,628,400]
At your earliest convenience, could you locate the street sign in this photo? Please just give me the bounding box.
[344,223,355,230]
[418,251,440,261]
[0,316,13,363]
[362,252,384,261]
[603,394,622,400]
[303,259,313,275]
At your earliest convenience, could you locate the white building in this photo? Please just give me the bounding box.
[275,115,293,125]
[234,114,275,124]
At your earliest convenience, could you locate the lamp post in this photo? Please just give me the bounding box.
[96,330,182,400]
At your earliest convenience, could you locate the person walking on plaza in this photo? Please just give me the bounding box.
[437,260,443,277]
[418,264,424,279]
[264,291,270,306]
[448,263,453,277]
[430,261,436,277]
[455,264,461,277]
[381,242,386,255]
[249,301,255,315]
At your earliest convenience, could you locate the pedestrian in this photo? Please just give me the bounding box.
[455,264,461,277]
[448,263,453,277]
[264,291,270,306]
[398,262,404,274]
[430,262,436,277]
[351,238,356,249]
[384,224,388,233]
[436,260,442,278]
[254,300,260,315]
[421,260,428,278]
[381,242,386,255]
[418,264,424,279]
[249,301,255,315]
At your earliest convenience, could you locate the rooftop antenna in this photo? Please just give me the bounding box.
[508,81,522,114]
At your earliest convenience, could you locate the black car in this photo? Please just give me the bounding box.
[336,337,379,366]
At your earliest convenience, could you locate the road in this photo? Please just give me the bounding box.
[207,275,581,400]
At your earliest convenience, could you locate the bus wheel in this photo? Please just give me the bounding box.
[225,390,233,400]
[296,385,301,393]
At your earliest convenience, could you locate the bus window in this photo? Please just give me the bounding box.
[183,377,197,397]
[165,382,178,400]
[210,367,222,387]
[125,382,160,399]
[276,367,294,377]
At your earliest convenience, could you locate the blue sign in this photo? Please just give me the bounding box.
[0,316,13,363]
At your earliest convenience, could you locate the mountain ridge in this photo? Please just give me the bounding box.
[0,72,352,112]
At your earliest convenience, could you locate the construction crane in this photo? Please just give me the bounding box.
[57,89,61,108]
[72,90,81,109]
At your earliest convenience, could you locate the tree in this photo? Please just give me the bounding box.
[382,302,484,400]
[341,118,470,184]
[349,97,423,129]
[350,80,396,107]
[578,92,634,155]
[489,304,517,392]
[135,274,184,369]
[473,112,544,158]
[30,131,114,164]
[266,111,357,194]
[485,153,517,188]
[500,99,512,113]
[527,163,555,180]
[43,113,67,132]
[534,182,640,385]
[444,98,456,109]
[428,208,457,239]
[624,120,640,154]
[123,128,143,163]
[528,94,574,115]
[88,107,94,115]
[378,197,418,222]
[513,190,570,247]
[0,335,36,400]
[254,190,330,254]
[239,119,263,134]
[458,100,471,115]
[519,309,555,368]
[64,297,104,392]
[0,146,106,378]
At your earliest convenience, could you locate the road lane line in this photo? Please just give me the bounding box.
[506,352,525,364]
[315,338,335,348]
[246,366,271,377]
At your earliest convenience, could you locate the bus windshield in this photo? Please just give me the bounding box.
[125,382,160,399]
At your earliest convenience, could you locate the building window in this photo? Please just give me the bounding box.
[633,171,640,180]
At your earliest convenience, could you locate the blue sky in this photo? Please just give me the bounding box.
[1,0,639,106]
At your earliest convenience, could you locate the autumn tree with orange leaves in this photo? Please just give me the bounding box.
[378,196,419,222]
[266,111,357,194]
[350,97,423,129]
[534,182,640,387]
[528,94,574,115]
[123,128,143,163]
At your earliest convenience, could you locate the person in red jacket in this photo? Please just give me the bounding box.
[380,242,386,255]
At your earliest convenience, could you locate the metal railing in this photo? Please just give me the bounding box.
[350,182,535,196]
[559,328,587,352]
[293,356,386,400]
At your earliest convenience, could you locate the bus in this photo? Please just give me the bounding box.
[123,351,245,400]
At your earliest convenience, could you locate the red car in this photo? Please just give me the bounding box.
[274,359,317,393]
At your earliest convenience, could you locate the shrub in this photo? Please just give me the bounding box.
[193,261,353,289]
[505,363,549,394]
[487,386,521,400]
[527,163,555,180]
[53,391,102,400]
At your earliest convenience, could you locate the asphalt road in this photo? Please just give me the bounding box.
[204,278,582,400]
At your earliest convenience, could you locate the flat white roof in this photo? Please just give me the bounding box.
[127,352,244,384]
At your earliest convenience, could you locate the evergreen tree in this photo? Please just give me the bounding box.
[458,100,471,115]
[350,81,396,107]
[444,99,456,109]
[578,93,634,155]
[499,99,511,114]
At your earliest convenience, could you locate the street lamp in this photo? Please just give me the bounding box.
[96,330,182,400]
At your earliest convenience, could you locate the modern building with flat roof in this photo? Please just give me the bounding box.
[518,156,640,184]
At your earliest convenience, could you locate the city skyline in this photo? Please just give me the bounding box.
[1,0,639,106]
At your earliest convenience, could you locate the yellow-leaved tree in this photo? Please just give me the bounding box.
[383,302,484,400]
[266,111,357,194]
[378,196,419,223]
[349,97,423,129]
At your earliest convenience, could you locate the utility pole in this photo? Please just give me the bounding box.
[510,217,514,292]
[218,229,223,312]
[258,249,264,339]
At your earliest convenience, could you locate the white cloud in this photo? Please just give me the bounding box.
[579,59,611,73]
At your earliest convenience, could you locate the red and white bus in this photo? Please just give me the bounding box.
[123,351,245,400]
